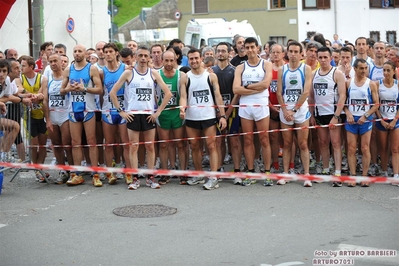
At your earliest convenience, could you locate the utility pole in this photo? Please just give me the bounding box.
[31,0,43,59]
[140,7,151,46]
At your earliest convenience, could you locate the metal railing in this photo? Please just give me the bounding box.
[0,101,49,183]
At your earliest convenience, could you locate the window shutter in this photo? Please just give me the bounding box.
[317,0,331,9]
[370,0,382,7]
[194,0,208,13]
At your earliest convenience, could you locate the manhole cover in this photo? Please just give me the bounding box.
[113,204,177,218]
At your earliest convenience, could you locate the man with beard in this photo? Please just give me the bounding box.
[230,35,247,67]
[212,42,242,183]
[60,44,103,187]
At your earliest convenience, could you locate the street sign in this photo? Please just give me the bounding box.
[174,10,181,21]
[66,17,75,33]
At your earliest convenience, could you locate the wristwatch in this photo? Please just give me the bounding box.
[18,96,23,103]
[116,107,123,113]
[220,115,227,119]
[292,108,297,113]
[364,113,370,118]
[333,115,340,120]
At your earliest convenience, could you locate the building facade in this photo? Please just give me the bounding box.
[177,0,299,45]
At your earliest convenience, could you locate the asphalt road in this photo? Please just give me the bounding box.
[0,163,398,266]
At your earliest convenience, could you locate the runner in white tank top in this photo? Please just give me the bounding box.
[374,62,399,181]
[309,47,346,183]
[109,45,172,190]
[277,41,313,186]
[233,37,273,186]
[179,48,227,190]
[343,58,379,187]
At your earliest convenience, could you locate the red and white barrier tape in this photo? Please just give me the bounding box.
[27,116,395,149]
[0,162,397,184]
[42,102,399,112]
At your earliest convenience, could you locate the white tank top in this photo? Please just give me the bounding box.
[240,59,269,104]
[48,75,69,113]
[313,67,337,116]
[125,68,156,114]
[186,70,216,121]
[378,79,399,120]
[369,64,384,81]
[282,63,308,111]
[347,78,372,116]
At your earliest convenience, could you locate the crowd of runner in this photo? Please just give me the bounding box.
[0,32,398,190]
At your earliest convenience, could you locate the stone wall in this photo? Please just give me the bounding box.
[117,0,178,44]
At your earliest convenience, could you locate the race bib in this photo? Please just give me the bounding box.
[222,94,231,106]
[314,83,327,96]
[71,91,86,102]
[270,80,277,93]
[286,89,301,102]
[49,95,65,108]
[136,88,152,101]
[381,100,396,113]
[109,95,125,108]
[193,90,210,104]
[351,99,367,112]
[162,91,177,106]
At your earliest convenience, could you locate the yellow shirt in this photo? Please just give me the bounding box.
[21,73,44,119]
[300,59,320,72]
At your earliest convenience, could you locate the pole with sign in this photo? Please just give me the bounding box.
[66,16,78,44]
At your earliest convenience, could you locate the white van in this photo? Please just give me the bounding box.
[184,18,261,48]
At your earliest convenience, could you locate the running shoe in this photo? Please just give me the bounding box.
[158,175,170,185]
[179,176,188,185]
[187,176,205,185]
[125,173,133,185]
[146,176,161,189]
[203,177,219,190]
[241,178,256,186]
[128,177,140,190]
[263,178,273,186]
[92,174,103,187]
[233,177,242,185]
[55,171,69,184]
[303,180,313,187]
[106,173,117,185]
[66,173,85,186]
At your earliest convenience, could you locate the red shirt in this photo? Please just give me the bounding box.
[34,58,42,73]
[268,68,278,105]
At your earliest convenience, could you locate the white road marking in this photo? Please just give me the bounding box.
[338,244,399,265]
[0,224,7,229]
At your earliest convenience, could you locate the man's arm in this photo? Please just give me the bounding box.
[333,69,347,116]
[41,78,53,132]
[179,73,188,120]
[89,65,103,95]
[294,64,312,110]
[210,72,226,130]
[152,69,172,116]
[276,66,285,112]
[232,64,257,95]
[246,60,273,92]
[60,66,71,96]
[367,80,379,115]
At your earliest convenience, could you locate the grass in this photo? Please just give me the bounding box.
[112,0,162,27]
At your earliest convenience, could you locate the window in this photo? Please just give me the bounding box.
[270,0,286,9]
[386,31,397,44]
[193,0,208,14]
[370,31,380,42]
[269,36,287,45]
[370,0,399,8]
[303,0,331,9]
